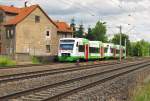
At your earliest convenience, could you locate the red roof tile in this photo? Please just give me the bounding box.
[0,5,20,13]
[1,5,57,27]
[55,21,73,33]
[5,5,37,25]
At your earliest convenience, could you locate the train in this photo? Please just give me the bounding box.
[58,38,126,62]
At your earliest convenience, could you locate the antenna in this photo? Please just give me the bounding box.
[25,1,28,7]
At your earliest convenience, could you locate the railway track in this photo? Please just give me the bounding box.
[0,58,144,84]
[0,61,119,83]
[0,60,150,101]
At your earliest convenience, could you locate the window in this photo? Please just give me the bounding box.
[116,50,120,54]
[6,29,14,39]
[89,47,99,53]
[0,12,3,23]
[46,45,50,52]
[104,48,108,53]
[60,44,74,50]
[46,31,50,36]
[35,15,40,23]
[79,45,84,52]
[123,49,125,53]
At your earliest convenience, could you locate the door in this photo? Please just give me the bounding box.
[85,44,89,61]
[100,47,104,58]
[114,48,116,58]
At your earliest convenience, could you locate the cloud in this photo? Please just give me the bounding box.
[1,0,150,42]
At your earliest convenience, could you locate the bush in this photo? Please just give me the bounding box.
[0,56,16,67]
[31,56,41,64]
[133,82,150,101]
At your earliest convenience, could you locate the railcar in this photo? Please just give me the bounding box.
[58,38,89,62]
[58,38,125,62]
[103,43,115,59]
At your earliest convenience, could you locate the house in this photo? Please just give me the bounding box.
[0,4,58,60]
[55,21,73,39]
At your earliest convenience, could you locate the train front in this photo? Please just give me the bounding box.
[58,38,77,62]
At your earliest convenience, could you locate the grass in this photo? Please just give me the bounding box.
[132,82,150,101]
[31,56,41,64]
[0,56,16,67]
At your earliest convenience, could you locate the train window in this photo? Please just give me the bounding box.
[116,50,120,54]
[104,48,108,53]
[79,45,84,52]
[60,44,74,50]
[123,49,125,53]
[89,47,99,53]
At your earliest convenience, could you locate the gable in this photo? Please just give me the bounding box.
[4,5,57,28]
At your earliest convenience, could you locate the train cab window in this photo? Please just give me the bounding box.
[79,45,84,52]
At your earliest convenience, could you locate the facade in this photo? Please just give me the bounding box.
[0,5,58,60]
[55,21,73,39]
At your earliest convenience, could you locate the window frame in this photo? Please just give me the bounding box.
[35,15,40,23]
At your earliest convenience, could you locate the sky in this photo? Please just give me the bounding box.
[0,0,150,42]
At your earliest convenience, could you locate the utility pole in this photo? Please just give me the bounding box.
[125,38,127,59]
[119,25,122,62]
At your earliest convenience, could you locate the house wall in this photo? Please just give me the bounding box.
[15,7,58,56]
[58,32,73,39]
[0,10,17,55]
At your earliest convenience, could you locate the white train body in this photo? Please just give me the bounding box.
[58,38,125,62]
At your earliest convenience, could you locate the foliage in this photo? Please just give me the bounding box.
[91,21,108,42]
[70,18,76,37]
[131,40,150,57]
[111,33,131,56]
[0,56,16,67]
[132,82,150,101]
[85,27,95,40]
[31,56,40,64]
[75,24,84,38]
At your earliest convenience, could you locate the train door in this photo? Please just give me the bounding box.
[114,48,116,58]
[100,46,104,58]
[85,44,89,61]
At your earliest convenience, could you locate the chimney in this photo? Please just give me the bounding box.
[25,1,28,7]
[11,5,14,7]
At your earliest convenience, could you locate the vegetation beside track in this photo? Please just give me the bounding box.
[0,56,16,67]
[132,81,150,101]
[31,56,41,64]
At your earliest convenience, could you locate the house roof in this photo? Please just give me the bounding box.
[0,5,57,27]
[0,5,20,14]
[55,21,73,33]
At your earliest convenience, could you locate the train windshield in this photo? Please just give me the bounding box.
[60,44,74,50]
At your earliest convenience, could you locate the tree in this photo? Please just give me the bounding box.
[70,18,76,37]
[111,33,131,56]
[131,40,150,57]
[85,26,95,40]
[92,21,107,42]
[76,24,84,38]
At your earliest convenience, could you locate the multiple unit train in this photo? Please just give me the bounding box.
[58,38,126,62]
